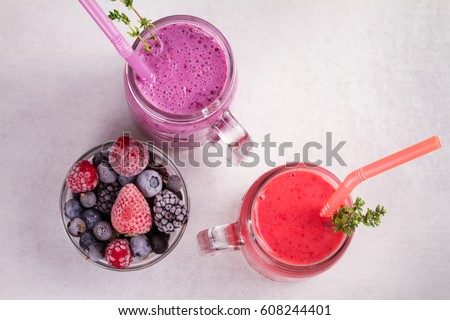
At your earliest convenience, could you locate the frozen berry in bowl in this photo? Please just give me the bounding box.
[97,162,118,184]
[67,217,87,237]
[153,189,189,234]
[79,191,97,208]
[111,183,152,235]
[105,238,133,269]
[95,181,121,216]
[136,170,163,198]
[166,175,183,193]
[88,243,105,262]
[130,235,152,259]
[109,136,149,177]
[82,209,102,230]
[93,221,113,241]
[66,160,99,193]
[118,175,136,186]
[79,231,97,250]
[64,199,83,220]
[149,232,170,255]
[60,137,190,271]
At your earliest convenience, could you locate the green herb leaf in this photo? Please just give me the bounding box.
[107,9,121,21]
[123,0,134,8]
[332,197,387,236]
[107,0,158,54]
[127,26,141,37]
[120,12,131,25]
[140,17,155,29]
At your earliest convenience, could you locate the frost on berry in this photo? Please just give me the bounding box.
[153,189,188,233]
[111,184,152,235]
[109,136,149,177]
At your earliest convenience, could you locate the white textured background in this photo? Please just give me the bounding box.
[0,0,449,299]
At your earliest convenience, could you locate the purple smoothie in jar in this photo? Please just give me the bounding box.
[124,16,239,144]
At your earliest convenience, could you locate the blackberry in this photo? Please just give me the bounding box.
[153,189,188,233]
[95,181,121,215]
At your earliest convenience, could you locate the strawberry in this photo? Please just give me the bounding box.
[66,160,99,193]
[109,136,149,177]
[111,183,152,235]
[105,239,133,269]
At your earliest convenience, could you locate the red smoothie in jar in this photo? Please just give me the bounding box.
[253,169,346,265]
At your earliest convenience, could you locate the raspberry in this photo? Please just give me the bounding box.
[66,160,99,193]
[105,239,132,269]
[153,189,188,233]
[109,136,149,177]
[111,184,152,235]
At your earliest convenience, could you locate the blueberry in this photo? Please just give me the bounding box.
[93,151,108,168]
[82,209,102,230]
[80,231,97,250]
[67,217,87,237]
[80,191,96,208]
[136,170,163,198]
[93,221,113,241]
[97,162,118,183]
[88,243,105,262]
[166,175,183,193]
[64,199,83,219]
[130,235,152,259]
[149,233,169,254]
[118,175,137,186]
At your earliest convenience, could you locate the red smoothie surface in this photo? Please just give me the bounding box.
[253,169,346,265]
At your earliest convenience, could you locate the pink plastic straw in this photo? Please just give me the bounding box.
[79,0,153,80]
[320,136,442,218]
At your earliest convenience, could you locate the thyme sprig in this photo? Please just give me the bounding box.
[332,197,387,236]
[108,0,158,54]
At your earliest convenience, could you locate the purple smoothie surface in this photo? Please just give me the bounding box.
[137,23,228,115]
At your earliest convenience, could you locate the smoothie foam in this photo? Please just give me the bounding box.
[137,23,228,115]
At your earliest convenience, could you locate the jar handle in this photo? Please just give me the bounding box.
[197,222,244,255]
[212,111,252,163]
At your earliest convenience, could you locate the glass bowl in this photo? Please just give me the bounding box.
[60,141,189,271]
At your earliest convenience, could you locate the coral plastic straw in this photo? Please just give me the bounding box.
[320,136,441,218]
[79,0,153,80]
